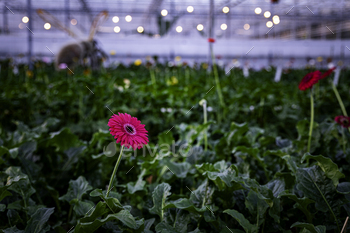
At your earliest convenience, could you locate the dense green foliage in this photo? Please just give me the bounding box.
[0,59,350,232]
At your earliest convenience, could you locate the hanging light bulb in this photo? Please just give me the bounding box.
[176,26,183,33]
[264,11,271,18]
[222,6,230,13]
[112,16,119,23]
[272,15,280,24]
[137,26,144,33]
[197,24,204,31]
[161,9,168,16]
[114,26,121,33]
[187,6,194,13]
[125,15,132,22]
[44,23,51,30]
[255,7,262,14]
[221,23,227,30]
[22,16,29,23]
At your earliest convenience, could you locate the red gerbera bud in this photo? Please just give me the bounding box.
[319,67,336,80]
[208,38,215,43]
[298,71,322,91]
[335,115,350,128]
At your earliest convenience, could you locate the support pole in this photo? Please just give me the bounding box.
[27,0,33,69]
[65,0,70,27]
[3,1,9,34]
[208,0,214,65]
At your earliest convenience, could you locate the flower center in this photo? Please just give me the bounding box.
[341,119,349,125]
[124,124,136,135]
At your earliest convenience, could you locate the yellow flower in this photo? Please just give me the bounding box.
[26,70,33,78]
[83,69,91,76]
[317,56,323,62]
[110,50,116,55]
[175,56,181,61]
[171,76,178,85]
[202,63,208,69]
[134,59,142,66]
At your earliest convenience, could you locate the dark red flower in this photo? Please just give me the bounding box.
[319,67,336,79]
[208,38,215,43]
[335,116,350,128]
[298,71,322,91]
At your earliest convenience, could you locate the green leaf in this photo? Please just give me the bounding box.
[76,209,141,232]
[290,222,326,233]
[296,166,342,213]
[0,203,6,211]
[155,222,179,233]
[90,189,123,213]
[223,209,258,233]
[296,166,342,231]
[278,190,315,223]
[264,178,285,197]
[158,131,174,146]
[282,155,298,175]
[269,197,281,224]
[5,167,35,201]
[18,141,37,158]
[150,183,171,220]
[3,226,25,233]
[73,201,94,216]
[245,190,269,228]
[48,128,82,151]
[59,176,92,204]
[25,207,55,233]
[301,153,345,186]
[127,169,146,194]
[7,209,23,226]
[62,146,86,171]
[165,161,191,179]
[196,161,238,190]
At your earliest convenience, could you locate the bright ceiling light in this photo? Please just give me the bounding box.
[22,16,29,23]
[161,9,168,16]
[221,23,227,30]
[264,11,271,18]
[272,15,280,24]
[44,23,51,30]
[222,6,230,13]
[125,15,132,22]
[197,24,204,31]
[137,26,144,33]
[266,21,273,28]
[71,19,77,25]
[244,24,250,30]
[255,7,262,14]
[114,26,121,33]
[176,26,183,33]
[112,16,119,23]
[187,6,194,13]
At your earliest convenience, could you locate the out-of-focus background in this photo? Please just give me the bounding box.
[0,0,349,69]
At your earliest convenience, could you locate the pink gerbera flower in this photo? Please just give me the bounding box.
[108,113,149,150]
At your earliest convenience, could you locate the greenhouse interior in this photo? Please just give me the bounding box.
[1,0,350,232]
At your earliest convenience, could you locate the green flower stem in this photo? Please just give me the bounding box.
[332,82,348,117]
[106,145,124,197]
[203,101,208,151]
[307,89,314,153]
[150,69,157,93]
[210,46,224,109]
